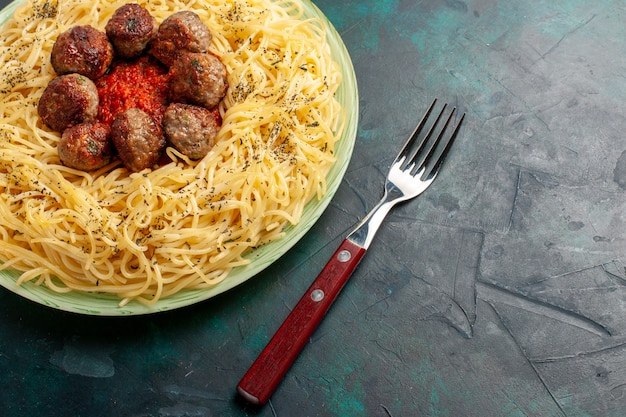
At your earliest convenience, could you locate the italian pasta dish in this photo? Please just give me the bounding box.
[0,0,345,306]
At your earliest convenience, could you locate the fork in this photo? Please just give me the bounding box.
[237,98,465,405]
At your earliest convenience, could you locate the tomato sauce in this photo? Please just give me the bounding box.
[95,56,170,126]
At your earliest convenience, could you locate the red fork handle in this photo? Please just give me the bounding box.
[237,238,367,405]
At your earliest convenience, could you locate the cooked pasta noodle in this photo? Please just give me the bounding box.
[0,0,344,305]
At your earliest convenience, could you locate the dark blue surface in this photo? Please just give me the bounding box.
[3,0,626,415]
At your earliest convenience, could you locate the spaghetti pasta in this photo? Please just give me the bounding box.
[0,0,345,306]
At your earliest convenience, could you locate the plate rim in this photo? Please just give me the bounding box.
[0,0,359,316]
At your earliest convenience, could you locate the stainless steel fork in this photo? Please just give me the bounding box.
[238,98,465,405]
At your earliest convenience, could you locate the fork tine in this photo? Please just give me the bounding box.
[395,98,438,165]
[422,110,465,180]
[393,99,465,182]
[406,103,449,172]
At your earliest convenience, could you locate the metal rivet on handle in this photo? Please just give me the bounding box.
[311,289,324,302]
[337,250,351,263]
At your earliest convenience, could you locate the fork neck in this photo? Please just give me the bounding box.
[346,189,404,249]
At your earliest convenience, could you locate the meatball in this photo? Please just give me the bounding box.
[149,11,211,67]
[51,25,114,79]
[169,53,228,109]
[163,103,220,160]
[105,4,158,59]
[58,122,112,171]
[110,108,165,172]
[37,73,99,132]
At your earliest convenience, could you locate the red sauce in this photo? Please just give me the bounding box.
[95,56,170,126]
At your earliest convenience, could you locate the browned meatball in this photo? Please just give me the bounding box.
[110,108,165,172]
[51,25,114,79]
[37,74,99,132]
[105,4,158,59]
[149,11,211,67]
[58,122,112,171]
[163,103,220,160]
[169,53,228,109]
